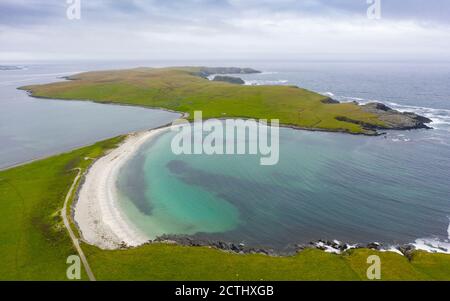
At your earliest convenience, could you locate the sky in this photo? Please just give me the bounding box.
[1,0,450,61]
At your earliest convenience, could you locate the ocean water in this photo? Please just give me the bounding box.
[116,61,450,252]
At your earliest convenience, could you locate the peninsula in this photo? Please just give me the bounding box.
[20,67,431,135]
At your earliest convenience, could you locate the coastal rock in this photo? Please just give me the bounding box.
[367,242,381,250]
[360,102,433,130]
[309,240,359,254]
[153,235,405,257]
[153,235,280,256]
[199,67,261,76]
[334,102,432,134]
[321,97,340,104]
[398,245,416,260]
[213,75,245,85]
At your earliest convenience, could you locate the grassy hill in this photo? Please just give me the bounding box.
[21,67,387,135]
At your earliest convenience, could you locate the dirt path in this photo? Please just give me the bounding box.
[61,168,96,281]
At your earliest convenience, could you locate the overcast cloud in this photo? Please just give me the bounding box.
[1,0,449,61]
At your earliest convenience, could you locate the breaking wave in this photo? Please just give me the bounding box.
[386,102,450,129]
[412,218,450,254]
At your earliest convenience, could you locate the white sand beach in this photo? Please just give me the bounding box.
[74,127,168,250]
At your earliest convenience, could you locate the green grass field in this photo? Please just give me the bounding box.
[22,67,386,135]
[0,137,123,280]
[1,138,449,281]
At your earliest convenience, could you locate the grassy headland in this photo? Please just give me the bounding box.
[1,138,449,280]
[21,67,391,135]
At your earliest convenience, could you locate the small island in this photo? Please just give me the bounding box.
[21,66,431,136]
[212,75,246,85]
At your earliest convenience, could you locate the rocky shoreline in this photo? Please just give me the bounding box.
[312,99,432,134]
[131,234,420,258]
[360,102,433,131]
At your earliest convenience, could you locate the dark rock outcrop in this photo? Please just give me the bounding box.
[321,97,340,104]
[367,242,381,250]
[213,75,245,85]
[335,102,432,133]
[151,234,400,256]
[196,67,261,78]
[398,245,416,261]
[200,67,260,75]
[360,102,432,130]
[153,235,279,255]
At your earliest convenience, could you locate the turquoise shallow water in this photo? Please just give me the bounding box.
[117,125,450,251]
[117,128,240,238]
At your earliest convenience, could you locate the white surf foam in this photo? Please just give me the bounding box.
[413,238,450,254]
[448,217,450,239]
[244,79,289,86]
[389,134,412,142]
[380,247,404,256]
[335,96,370,104]
[313,241,358,254]
[412,218,450,254]
[386,102,450,129]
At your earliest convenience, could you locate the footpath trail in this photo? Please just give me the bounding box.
[61,168,96,281]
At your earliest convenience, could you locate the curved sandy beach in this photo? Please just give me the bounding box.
[74,127,168,250]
